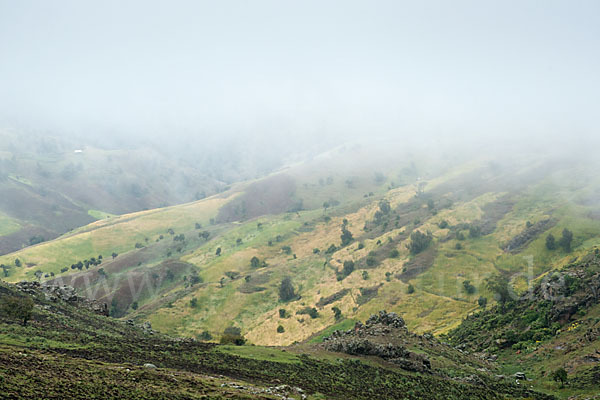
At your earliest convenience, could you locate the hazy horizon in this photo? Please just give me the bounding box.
[1,0,598,150]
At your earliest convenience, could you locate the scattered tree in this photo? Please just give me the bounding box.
[279,277,297,302]
[407,284,415,294]
[552,368,568,388]
[190,298,198,308]
[111,252,118,259]
[559,228,573,252]
[14,258,21,267]
[463,280,476,294]
[407,231,433,255]
[545,233,556,250]
[486,274,511,310]
[378,199,391,215]
[277,325,285,333]
[389,249,400,258]
[478,296,487,308]
[332,306,342,321]
[340,227,353,246]
[215,247,222,256]
[342,260,355,277]
[1,296,34,326]
[281,246,292,255]
[250,256,260,268]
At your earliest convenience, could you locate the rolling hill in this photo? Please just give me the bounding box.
[2,144,600,398]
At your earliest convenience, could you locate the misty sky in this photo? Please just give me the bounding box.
[0,0,599,145]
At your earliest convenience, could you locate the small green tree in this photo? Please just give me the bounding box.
[190,298,198,308]
[332,306,342,321]
[486,274,511,310]
[407,284,415,294]
[378,199,391,215]
[215,247,222,256]
[552,368,567,388]
[546,233,556,250]
[462,280,476,294]
[342,260,355,277]
[279,277,297,302]
[1,296,34,326]
[478,296,487,308]
[277,325,285,333]
[340,227,353,246]
[559,228,573,252]
[407,231,432,255]
[279,308,287,318]
[250,256,260,268]
[14,258,21,267]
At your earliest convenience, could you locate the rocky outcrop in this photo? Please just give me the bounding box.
[15,281,108,316]
[322,311,431,373]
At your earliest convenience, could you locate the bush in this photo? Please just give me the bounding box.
[463,280,476,294]
[277,325,285,333]
[198,331,213,341]
[478,296,487,308]
[389,249,400,258]
[332,306,342,321]
[281,246,292,255]
[279,308,287,318]
[407,284,415,294]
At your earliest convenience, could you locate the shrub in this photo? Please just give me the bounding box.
[463,280,476,294]
[407,284,415,294]
[389,249,400,258]
[277,325,285,333]
[332,306,342,321]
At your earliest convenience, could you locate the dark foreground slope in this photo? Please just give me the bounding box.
[0,282,552,399]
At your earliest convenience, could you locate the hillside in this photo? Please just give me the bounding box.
[446,250,600,399]
[0,280,552,399]
[0,129,291,255]
[1,147,600,354]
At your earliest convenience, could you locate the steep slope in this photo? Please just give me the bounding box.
[0,281,552,399]
[446,250,600,399]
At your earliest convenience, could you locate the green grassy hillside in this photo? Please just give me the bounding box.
[2,149,600,356]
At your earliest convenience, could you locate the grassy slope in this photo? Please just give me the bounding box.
[0,281,551,399]
[1,152,599,357]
